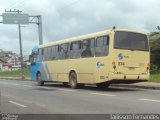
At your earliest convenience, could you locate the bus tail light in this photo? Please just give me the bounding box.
[112,61,115,65]
[147,64,150,70]
[112,61,117,72]
[113,65,116,69]
[146,64,150,73]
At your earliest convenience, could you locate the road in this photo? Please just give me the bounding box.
[0,79,160,114]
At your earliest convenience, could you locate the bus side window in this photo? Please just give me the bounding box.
[55,45,59,60]
[47,47,52,60]
[81,38,95,57]
[44,47,48,61]
[69,41,81,59]
[95,36,109,56]
[38,49,42,61]
[51,46,56,60]
[59,43,68,60]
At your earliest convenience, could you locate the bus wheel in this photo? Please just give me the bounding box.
[69,72,78,89]
[96,82,110,89]
[37,73,44,86]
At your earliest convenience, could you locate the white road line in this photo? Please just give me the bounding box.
[3,82,9,84]
[12,83,20,86]
[22,85,32,87]
[139,98,160,103]
[58,88,76,92]
[90,92,117,97]
[9,101,27,108]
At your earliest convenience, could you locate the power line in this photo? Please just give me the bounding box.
[57,0,81,12]
[6,0,25,10]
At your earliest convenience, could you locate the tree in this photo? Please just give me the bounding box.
[157,26,160,31]
[149,31,160,70]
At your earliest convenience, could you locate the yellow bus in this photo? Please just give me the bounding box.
[30,28,150,89]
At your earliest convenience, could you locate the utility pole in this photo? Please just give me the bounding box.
[5,9,25,79]
[1,10,43,80]
[38,15,43,45]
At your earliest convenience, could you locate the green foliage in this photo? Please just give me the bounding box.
[149,31,160,69]
[0,69,30,77]
[150,71,160,82]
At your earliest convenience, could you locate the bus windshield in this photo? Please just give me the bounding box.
[114,31,149,51]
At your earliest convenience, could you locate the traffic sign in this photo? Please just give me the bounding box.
[2,13,29,24]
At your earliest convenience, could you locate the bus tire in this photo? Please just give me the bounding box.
[69,72,78,89]
[96,82,110,89]
[37,73,44,86]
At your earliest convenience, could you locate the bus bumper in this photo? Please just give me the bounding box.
[108,72,149,83]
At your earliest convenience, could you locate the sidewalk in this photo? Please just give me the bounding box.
[112,82,160,90]
[0,77,31,81]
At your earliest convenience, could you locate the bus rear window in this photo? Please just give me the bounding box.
[114,32,149,51]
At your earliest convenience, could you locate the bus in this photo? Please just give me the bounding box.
[29,28,150,89]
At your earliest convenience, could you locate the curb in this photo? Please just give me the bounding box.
[0,78,160,90]
[111,84,160,90]
[0,77,31,81]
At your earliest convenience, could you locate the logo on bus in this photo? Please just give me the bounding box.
[118,53,123,60]
[96,62,104,69]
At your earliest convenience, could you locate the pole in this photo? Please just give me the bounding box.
[18,24,25,80]
[38,15,43,45]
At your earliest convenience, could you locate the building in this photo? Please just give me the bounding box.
[0,49,23,71]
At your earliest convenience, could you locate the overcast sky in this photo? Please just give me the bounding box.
[0,0,160,55]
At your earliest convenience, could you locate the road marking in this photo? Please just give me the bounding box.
[22,85,32,87]
[58,88,76,92]
[139,98,160,103]
[90,92,117,97]
[12,83,20,86]
[3,82,9,84]
[9,101,27,108]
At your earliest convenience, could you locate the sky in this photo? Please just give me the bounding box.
[0,0,160,55]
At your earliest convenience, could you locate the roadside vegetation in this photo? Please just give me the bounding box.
[0,68,30,78]
[149,27,160,82]
[150,70,160,82]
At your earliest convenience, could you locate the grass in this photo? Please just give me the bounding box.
[150,71,160,83]
[0,68,30,78]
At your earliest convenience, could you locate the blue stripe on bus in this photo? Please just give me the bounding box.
[30,62,53,81]
[30,62,42,81]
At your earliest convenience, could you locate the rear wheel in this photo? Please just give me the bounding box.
[37,73,44,86]
[96,82,110,89]
[69,72,78,89]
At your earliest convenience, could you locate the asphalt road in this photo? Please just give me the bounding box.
[0,79,160,114]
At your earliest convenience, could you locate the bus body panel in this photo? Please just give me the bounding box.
[43,56,110,84]
[108,30,150,83]
[30,61,54,81]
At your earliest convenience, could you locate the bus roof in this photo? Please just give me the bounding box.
[39,29,146,48]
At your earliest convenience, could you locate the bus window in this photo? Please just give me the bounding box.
[81,38,95,57]
[69,41,81,59]
[38,48,42,61]
[51,46,56,60]
[54,45,59,60]
[44,47,48,61]
[114,32,149,51]
[59,43,69,59]
[95,36,109,56]
[48,47,52,60]
[29,53,37,66]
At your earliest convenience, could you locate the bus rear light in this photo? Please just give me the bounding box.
[113,65,116,69]
[112,61,115,65]
[147,64,150,70]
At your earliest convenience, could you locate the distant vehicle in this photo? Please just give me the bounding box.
[29,28,150,89]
